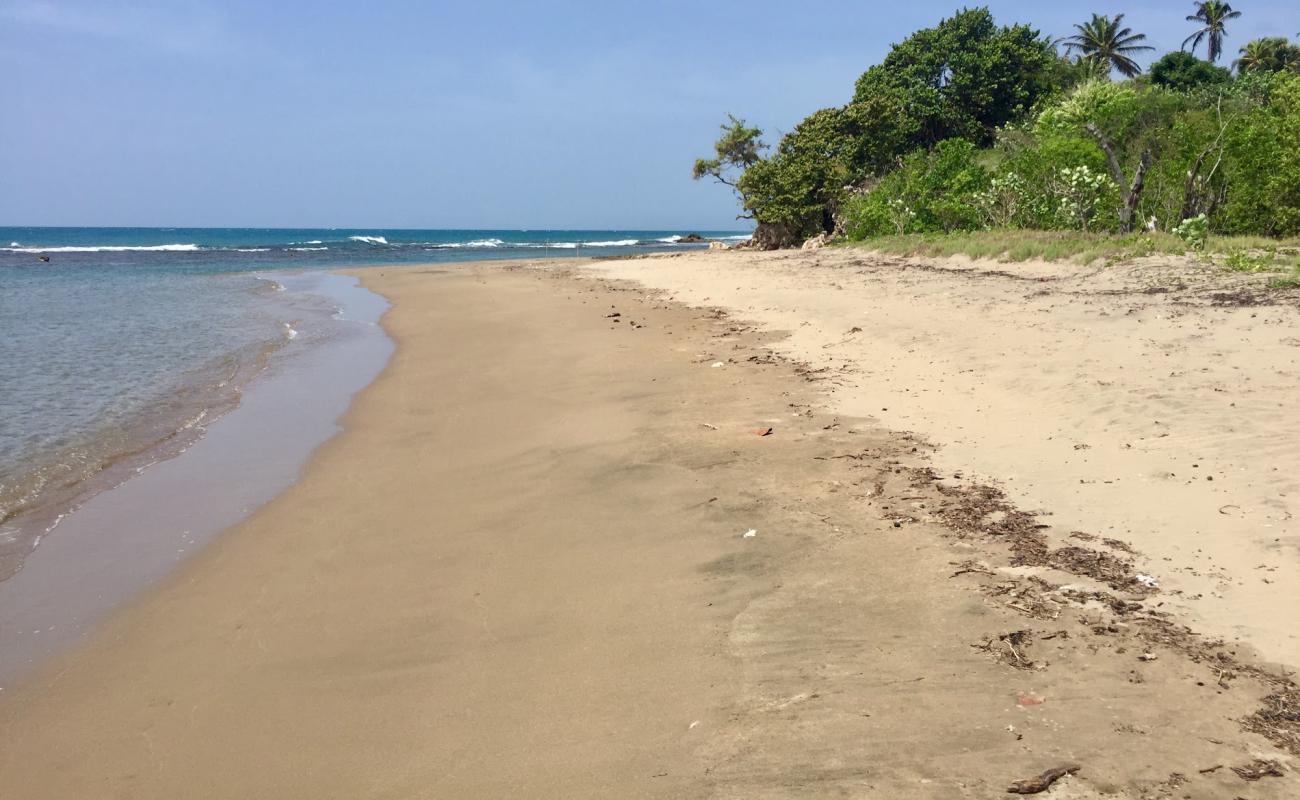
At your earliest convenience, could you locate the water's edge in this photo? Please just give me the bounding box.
[0,271,394,687]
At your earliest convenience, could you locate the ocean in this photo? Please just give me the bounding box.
[0,227,749,586]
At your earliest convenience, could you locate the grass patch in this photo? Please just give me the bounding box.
[843,230,1300,266]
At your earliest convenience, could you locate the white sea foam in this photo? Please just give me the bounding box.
[583,239,638,247]
[293,240,323,245]
[657,235,683,243]
[290,246,329,251]
[348,235,389,245]
[282,323,298,340]
[6,244,201,253]
[9,241,19,247]
[234,248,270,252]
[440,238,505,248]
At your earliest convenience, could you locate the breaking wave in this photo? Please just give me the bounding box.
[6,244,201,254]
[348,235,388,245]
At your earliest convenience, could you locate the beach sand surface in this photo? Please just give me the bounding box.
[1,262,1296,798]
[589,249,1300,671]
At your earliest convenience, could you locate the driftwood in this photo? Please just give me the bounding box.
[1006,764,1081,794]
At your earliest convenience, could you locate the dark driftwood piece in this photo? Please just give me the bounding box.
[1006,764,1081,794]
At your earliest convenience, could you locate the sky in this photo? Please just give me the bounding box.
[1,1,1296,229]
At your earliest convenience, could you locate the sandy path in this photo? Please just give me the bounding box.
[588,249,1300,671]
[1,263,1295,798]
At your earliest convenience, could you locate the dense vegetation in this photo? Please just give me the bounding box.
[694,5,1300,249]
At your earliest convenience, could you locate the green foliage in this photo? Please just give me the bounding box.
[841,140,990,238]
[1148,51,1232,91]
[736,107,864,238]
[851,8,1059,147]
[1235,38,1300,74]
[1059,13,1154,78]
[695,7,1299,246]
[1222,248,1277,271]
[1174,214,1209,249]
[1217,72,1300,235]
[692,115,765,193]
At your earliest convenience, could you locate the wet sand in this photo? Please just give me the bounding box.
[1,261,1296,798]
[0,273,391,684]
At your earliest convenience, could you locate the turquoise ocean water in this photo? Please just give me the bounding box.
[0,227,748,580]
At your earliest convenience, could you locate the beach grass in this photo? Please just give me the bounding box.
[845,230,1300,268]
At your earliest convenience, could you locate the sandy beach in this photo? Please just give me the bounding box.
[2,257,1297,798]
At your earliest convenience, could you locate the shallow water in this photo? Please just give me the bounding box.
[0,227,747,583]
[0,272,391,684]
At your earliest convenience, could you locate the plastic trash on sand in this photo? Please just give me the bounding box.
[742,529,757,538]
[1135,573,1159,588]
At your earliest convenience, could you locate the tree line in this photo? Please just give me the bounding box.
[694,4,1300,247]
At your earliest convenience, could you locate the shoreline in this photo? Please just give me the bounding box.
[0,271,392,685]
[1,258,1296,797]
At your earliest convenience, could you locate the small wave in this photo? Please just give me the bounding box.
[657,235,683,243]
[293,240,323,245]
[290,246,328,251]
[583,239,639,247]
[438,238,506,249]
[348,235,388,245]
[9,241,19,247]
[234,248,270,252]
[6,243,201,253]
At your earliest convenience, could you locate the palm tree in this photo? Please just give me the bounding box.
[1183,1,1242,63]
[1234,37,1300,73]
[1059,14,1154,78]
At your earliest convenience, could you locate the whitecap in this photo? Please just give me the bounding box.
[583,239,638,247]
[6,244,201,253]
[234,248,270,252]
[348,235,389,245]
[290,246,329,251]
[657,235,683,243]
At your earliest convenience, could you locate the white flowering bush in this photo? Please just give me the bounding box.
[975,173,1028,229]
[885,198,917,235]
[1050,165,1115,231]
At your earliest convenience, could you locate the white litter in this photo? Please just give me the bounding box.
[1135,573,1159,588]
[711,361,725,368]
[689,720,700,729]
[742,529,757,538]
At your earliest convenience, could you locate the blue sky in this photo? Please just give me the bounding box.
[1,1,1295,229]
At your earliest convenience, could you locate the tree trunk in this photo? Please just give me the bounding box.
[1085,123,1152,234]
[1121,152,1152,234]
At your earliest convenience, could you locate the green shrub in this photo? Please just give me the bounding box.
[1174,214,1209,249]
[843,140,989,238]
